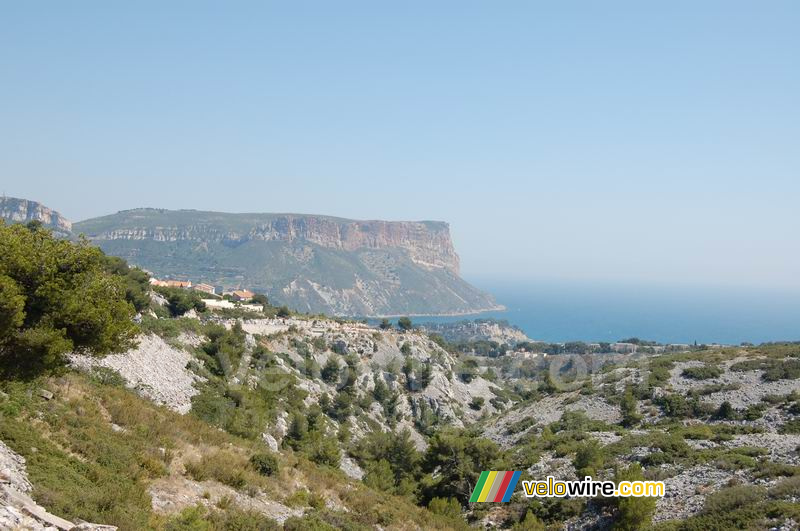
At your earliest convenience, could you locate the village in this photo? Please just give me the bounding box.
[147,277,266,312]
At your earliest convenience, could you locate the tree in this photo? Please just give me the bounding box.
[101,255,151,312]
[0,222,138,378]
[422,428,508,504]
[620,385,642,427]
[276,305,291,318]
[397,317,413,331]
[156,286,206,317]
[379,318,392,330]
[251,293,268,305]
[284,414,308,451]
[364,459,396,493]
[613,463,656,530]
[574,440,605,477]
[321,357,340,384]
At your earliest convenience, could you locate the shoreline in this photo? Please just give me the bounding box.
[356,304,507,319]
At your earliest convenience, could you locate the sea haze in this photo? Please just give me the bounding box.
[416,280,800,345]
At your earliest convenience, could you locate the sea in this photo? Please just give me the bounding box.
[411,280,800,346]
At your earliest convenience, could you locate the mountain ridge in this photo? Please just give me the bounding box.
[0,199,501,317]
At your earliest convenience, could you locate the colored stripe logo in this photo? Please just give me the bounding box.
[469,471,521,502]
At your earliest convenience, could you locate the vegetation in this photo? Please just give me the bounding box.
[681,364,723,380]
[2,231,798,530]
[0,221,139,378]
[613,463,656,530]
[154,285,207,317]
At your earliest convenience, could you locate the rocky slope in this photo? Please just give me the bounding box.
[0,196,72,236]
[4,298,800,529]
[1,442,113,530]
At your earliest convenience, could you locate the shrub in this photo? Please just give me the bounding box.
[185,451,249,489]
[714,401,737,420]
[769,476,800,498]
[469,397,485,410]
[681,365,722,380]
[612,463,656,530]
[428,497,463,519]
[574,440,605,477]
[397,317,413,331]
[763,359,800,381]
[249,452,279,476]
[779,419,800,434]
[703,485,766,514]
[512,509,546,530]
[321,358,340,384]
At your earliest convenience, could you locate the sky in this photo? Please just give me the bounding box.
[1,1,798,291]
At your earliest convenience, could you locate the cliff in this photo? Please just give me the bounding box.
[80,209,460,273]
[74,208,499,316]
[0,196,72,236]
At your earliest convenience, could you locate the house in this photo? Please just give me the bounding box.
[193,283,216,295]
[230,289,255,302]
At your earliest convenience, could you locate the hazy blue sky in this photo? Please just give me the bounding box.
[2,1,798,290]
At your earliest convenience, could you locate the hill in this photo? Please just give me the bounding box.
[72,208,501,317]
[0,196,72,237]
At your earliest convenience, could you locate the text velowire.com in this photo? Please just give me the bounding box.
[469,471,665,502]
[522,476,665,498]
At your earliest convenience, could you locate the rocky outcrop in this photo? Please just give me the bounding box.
[70,334,204,414]
[0,196,72,236]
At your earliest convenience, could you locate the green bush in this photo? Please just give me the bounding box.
[249,452,279,477]
[703,485,766,514]
[469,397,485,410]
[681,365,722,380]
[612,463,656,530]
[574,440,605,477]
[428,497,463,519]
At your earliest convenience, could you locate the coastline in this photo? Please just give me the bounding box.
[357,304,507,319]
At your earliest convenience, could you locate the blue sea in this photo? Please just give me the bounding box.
[415,280,800,345]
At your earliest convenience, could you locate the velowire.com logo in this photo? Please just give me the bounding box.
[469,471,522,502]
[470,472,666,502]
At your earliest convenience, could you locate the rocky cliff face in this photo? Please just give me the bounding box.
[0,197,72,236]
[74,208,498,316]
[89,213,460,273]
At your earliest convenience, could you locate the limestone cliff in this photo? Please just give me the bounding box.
[74,208,499,316]
[84,210,460,274]
[0,196,72,236]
